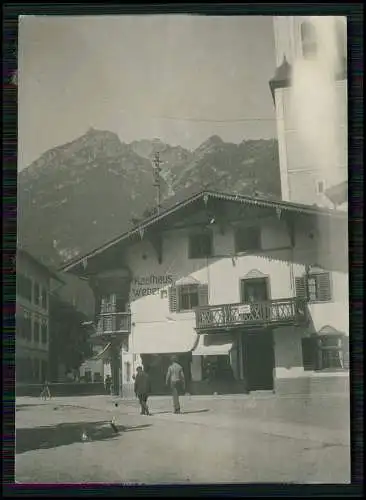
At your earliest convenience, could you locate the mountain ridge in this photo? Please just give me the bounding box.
[18,129,281,267]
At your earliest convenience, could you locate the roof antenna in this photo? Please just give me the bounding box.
[153,151,162,215]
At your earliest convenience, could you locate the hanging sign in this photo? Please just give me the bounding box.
[238,304,251,315]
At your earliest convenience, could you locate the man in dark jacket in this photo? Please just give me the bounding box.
[166,355,185,414]
[134,366,151,416]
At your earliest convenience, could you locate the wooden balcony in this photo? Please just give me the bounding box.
[195,298,308,332]
[90,312,131,343]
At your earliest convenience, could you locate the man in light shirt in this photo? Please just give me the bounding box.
[166,355,185,414]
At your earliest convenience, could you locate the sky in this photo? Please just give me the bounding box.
[18,15,277,170]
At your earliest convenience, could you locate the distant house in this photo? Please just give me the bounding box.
[16,247,63,384]
[61,189,349,397]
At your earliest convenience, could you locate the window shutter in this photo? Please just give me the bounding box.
[168,286,178,313]
[295,277,307,299]
[198,284,209,307]
[301,337,317,371]
[317,273,332,301]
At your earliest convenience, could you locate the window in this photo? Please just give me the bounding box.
[302,334,349,371]
[301,21,318,59]
[17,274,32,302]
[169,283,209,313]
[316,180,325,194]
[241,277,269,303]
[201,355,234,382]
[179,285,199,311]
[116,294,126,313]
[295,271,332,302]
[34,282,40,306]
[235,226,261,253]
[33,318,40,343]
[41,321,48,344]
[41,288,48,310]
[16,315,24,339]
[21,312,32,341]
[189,231,213,259]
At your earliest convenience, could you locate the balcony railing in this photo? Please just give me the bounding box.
[195,298,308,332]
[95,312,131,336]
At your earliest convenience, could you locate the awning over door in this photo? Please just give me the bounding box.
[92,343,112,361]
[132,321,198,354]
[193,334,234,356]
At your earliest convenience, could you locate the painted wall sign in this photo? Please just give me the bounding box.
[130,274,174,299]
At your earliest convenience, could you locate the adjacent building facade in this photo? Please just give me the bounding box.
[62,190,349,397]
[16,247,62,384]
[270,16,347,207]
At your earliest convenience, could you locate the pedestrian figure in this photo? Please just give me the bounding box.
[40,379,51,400]
[134,366,151,416]
[166,355,185,414]
[105,374,112,395]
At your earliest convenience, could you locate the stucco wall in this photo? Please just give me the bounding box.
[117,209,348,391]
[274,82,347,207]
[124,219,298,347]
[124,216,348,333]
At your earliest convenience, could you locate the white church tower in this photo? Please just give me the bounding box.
[269,16,347,209]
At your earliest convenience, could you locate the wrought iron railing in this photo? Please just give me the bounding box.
[195,298,308,331]
[95,312,131,335]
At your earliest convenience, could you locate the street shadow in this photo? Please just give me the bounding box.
[16,404,46,412]
[153,409,210,415]
[16,420,152,454]
[182,409,210,415]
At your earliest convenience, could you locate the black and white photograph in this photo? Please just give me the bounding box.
[15,13,350,485]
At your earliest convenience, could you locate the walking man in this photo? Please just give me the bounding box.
[134,366,151,416]
[166,355,185,414]
[40,379,51,400]
[104,374,112,395]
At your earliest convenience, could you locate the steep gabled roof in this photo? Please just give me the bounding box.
[60,189,346,273]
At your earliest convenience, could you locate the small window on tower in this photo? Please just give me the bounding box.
[301,21,318,59]
[317,180,325,194]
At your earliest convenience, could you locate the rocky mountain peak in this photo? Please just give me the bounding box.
[18,132,280,266]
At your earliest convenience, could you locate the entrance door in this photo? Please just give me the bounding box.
[241,277,269,303]
[243,330,274,391]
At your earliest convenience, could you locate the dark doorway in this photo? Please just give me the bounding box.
[241,277,270,303]
[141,353,192,395]
[242,330,274,391]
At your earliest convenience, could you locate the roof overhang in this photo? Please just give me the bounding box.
[60,190,347,275]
